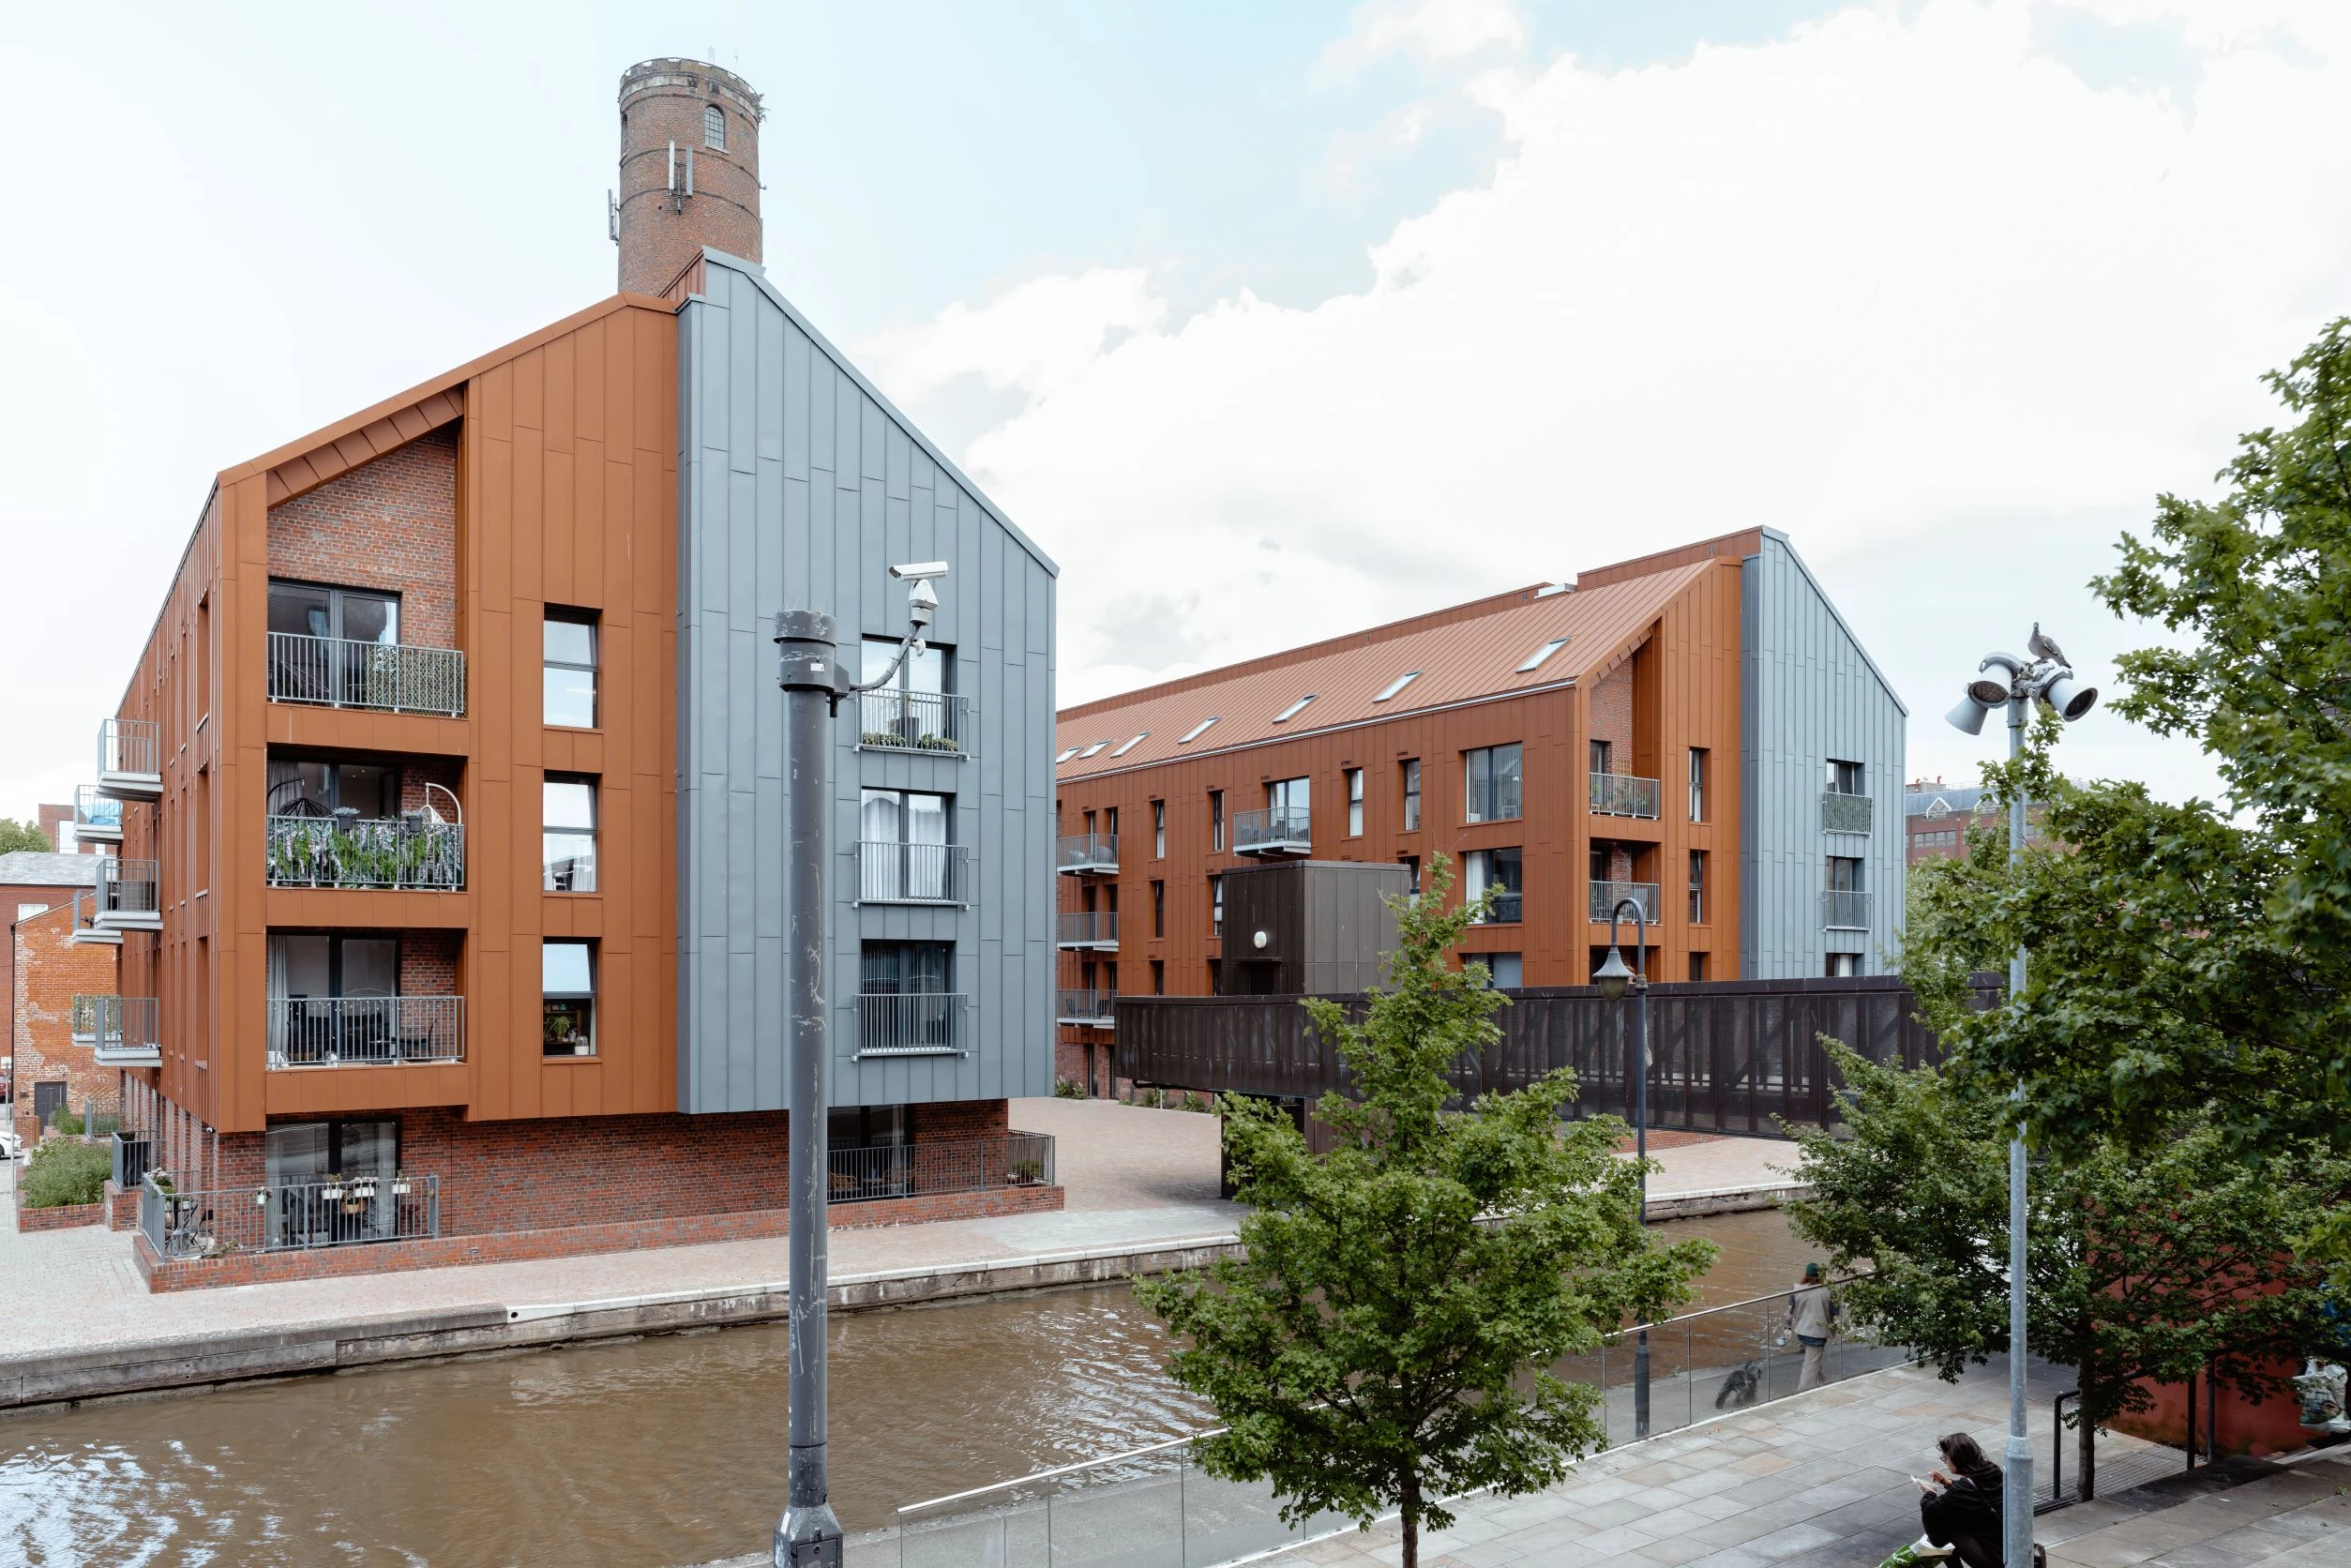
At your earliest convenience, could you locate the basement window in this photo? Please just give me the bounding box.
[1179,716,1219,744]
[1110,732,1149,758]
[1516,637,1569,673]
[1273,694,1318,724]
[703,104,726,150]
[1373,671,1421,702]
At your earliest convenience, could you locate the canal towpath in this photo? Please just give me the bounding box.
[0,1100,1800,1409]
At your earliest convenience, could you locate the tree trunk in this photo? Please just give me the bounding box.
[1400,1466,1421,1568]
[2077,1343,2096,1502]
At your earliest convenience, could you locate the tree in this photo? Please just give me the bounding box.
[0,818,53,854]
[1789,1043,2346,1498]
[1136,855,1715,1567]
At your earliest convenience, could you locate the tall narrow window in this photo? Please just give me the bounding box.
[1688,850,1706,924]
[1106,806,1120,841]
[703,103,726,149]
[1399,855,1421,897]
[1688,748,1708,822]
[1688,952,1709,983]
[1590,739,1612,776]
[1150,958,1165,995]
[543,941,595,1056]
[1463,848,1523,924]
[544,776,598,892]
[1210,875,1223,936]
[1209,791,1225,852]
[1465,745,1523,823]
[859,788,951,901]
[1827,759,1864,795]
[1401,759,1422,832]
[1345,769,1364,837]
[544,609,599,729]
[1151,880,1166,939]
[1152,800,1166,858]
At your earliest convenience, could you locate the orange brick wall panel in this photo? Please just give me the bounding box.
[265,425,460,652]
[10,906,122,1148]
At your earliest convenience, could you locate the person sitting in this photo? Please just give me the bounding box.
[1917,1431,2005,1568]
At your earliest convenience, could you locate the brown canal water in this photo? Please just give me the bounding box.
[0,1210,1815,1567]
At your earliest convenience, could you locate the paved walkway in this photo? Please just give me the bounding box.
[0,1107,1789,1359]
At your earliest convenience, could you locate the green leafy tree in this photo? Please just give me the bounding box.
[0,818,53,854]
[1790,1044,2346,1497]
[1137,854,1714,1566]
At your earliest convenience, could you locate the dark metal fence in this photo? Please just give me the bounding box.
[1118,975,1974,1135]
[139,1172,441,1259]
[266,632,466,716]
[826,1133,1056,1205]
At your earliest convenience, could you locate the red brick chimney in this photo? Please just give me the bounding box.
[615,59,762,296]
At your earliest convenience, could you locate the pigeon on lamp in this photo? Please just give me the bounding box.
[2027,623,2070,668]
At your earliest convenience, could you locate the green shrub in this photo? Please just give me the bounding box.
[42,1108,120,1138]
[1183,1093,1213,1113]
[1052,1077,1086,1099]
[23,1139,111,1209]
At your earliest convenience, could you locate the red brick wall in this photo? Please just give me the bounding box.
[911,1098,1013,1139]
[16,1199,104,1232]
[10,903,120,1148]
[399,931,460,997]
[399,755,463,815]
[266,426,459,652]
[1590,659,1635,761]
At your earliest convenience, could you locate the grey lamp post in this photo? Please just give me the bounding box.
[1945,624,2098,1568]
[770,562,952,1568]
[1593,897,1651,1439]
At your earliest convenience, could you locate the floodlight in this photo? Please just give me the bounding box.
[2042,675,2098,722]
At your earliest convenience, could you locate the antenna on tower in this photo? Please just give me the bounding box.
[685,146,695,198]
[608,190,619,244]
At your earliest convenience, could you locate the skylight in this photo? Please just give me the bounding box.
[1373,671,1422,702]
[1079,740,1111,758]
[1054,747,1081,764]
[1110,732,1149,757]
[1516,638,1569,673]
[1179,716,1219,744]
[1273,694,1318,723]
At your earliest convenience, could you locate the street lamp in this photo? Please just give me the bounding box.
[770,563,951,1568]
[1593,897,1651,1438]
[1945,623,2097,1568]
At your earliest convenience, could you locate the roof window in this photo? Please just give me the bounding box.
[1078,740,1111,759]
[1111,732,1149,757]
[1179,716,1219,744]
[1273,694,1318,724]
[1516,638,1569,673]
[1055,747,1081,764]
[1373,671,1421,702]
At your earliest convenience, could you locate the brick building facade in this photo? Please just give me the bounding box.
[9,900,119,1146]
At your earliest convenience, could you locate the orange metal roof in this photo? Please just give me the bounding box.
[1053,555,1721,781]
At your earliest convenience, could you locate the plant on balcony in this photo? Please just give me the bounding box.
[1137,854,1716,1568]
[1006,1158,1046,1185]
[24,1139,111,1208]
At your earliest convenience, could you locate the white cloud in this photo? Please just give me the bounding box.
[864,0,2351,801]
[1321,0,1526,75]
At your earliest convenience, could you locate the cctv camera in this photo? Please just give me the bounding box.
[888,562,951,582]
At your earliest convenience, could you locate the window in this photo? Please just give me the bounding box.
[1152,880,1166,938]
[1465,744,1523,823]
[1517,637,1569,673]
[865,629,951,708]
[1106,806,1120,839]
[1688,748,1708,822]
[1111,732,1149,757]
[1401,759,1421,832]
[1210,875,1224,936]
[1055,747,1081,764]
[1150,959,1165,995]
[1590,739,1613,776]
[1209,791,1226,852]
[1827,759,1864,795]
[860,788,950,900]
[544,610,598,729]
[265,759,399,819]
[1268,776,1310,827]
[1826,953,1861,977]
[1688,952,1708,983]
[1688,851,1706,924]
[543,941,595,1056]
[1079,740,1110,759]
[265,1118,399,1188]
[1483,953,1523,988]
[1345,769,1364,837]
[1152,800,1166,858]
[1273,694,1317,723]
[268,932,398,1002]
[1463,848,1523,923]
[544,777,597,892]
[268,580,399,647]
[1825,855,1864,892]
[1374,671,1421,702]
[1180,716,1219,744]
[859,942,956,1052]
[703,103,725,149]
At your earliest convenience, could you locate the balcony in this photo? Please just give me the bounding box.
[72,784,123,844]
[1822,888,1874,930]
[95,857,162,931]
[1590,772,1661,819]
[827,1132,1054,1204]
[95,718,161,800]
[1589,880,1661,923]
[856,991,966,1058]
[265,813,465,890]
[1821,791,1874,836]
[1057,988,1118,1027]
[266,632,466,717]
[1056,911,1121,951]
[856,688,972,757]
[67,890,122,946]
[142,1171,441,1259]
[1057,833,1119,876]
[73,994,161,1066]
[1233,807,1312,857]
[857,840,969,905]
[266,996,465,1068]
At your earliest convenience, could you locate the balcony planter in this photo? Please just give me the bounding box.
[1006,1159,1047,1186]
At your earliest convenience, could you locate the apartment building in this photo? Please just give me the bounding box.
[1904,776,2044,865]
[71,60,1057,1286]
[1049,529,1904,1094]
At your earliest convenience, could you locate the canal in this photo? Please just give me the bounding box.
[0,1209,1814,1566]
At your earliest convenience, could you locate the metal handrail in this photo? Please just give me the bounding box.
[98,857,160,916]
[71,994,158,1048]
[856,991,966,1056]
[1233,806,1312,852]
[1056,911,1121,947]
[1590,772,1662,819]
[265,632,466,716]
[141,1171,441,1258]
[1589,880,1659,922]
[856,688,971,756]
[266,996,465,1067]
[264,814,465,890]
[1057,988,1118,1022]
[72,783,122,836]
[1821,888,1873,929]
[828,1132,1053,1206]
[857,840,968,904]
[1057,833,1119,872]
[98,717,159,778]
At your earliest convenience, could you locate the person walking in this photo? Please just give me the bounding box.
[1788,1262,1838,1391]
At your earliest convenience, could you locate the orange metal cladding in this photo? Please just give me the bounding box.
[1051,542,1748,1000]
[113,294,681,1135]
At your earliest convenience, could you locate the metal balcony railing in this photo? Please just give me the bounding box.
[72,783,123,842]
[858,840,969,904]
[266,996,465,1067]
[1590,880,1660,923]
[67,888,121,946]
[1590,772,1662,819]
[1822,888,1874,929]
[856,688,972,757]
[142,1171,440,1259]
[265,813,465,890]
[1233,807,1312,855]
[826,1132,1055,1204]
[856,991,965,1057]
[72,994,160,1063]
[96,857,161,927]
[1056,911,1121,949]
[1057,988,1118,1026]
[265,632,467,716]
[1057,833,1119,874]
[97,717,160,790]
[1472,891,1525,925]
[1820,791,1874,835]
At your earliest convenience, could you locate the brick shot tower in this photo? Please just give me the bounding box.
[614,59,762,295]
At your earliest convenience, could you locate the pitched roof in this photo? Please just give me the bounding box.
[0,852,100,887]
[1053,557,1718,782]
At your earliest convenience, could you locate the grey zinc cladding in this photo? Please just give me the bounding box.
[675,250,1058,1114]
[1738,531,1907,979]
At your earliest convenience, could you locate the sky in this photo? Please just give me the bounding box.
[4,0,2348,825]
